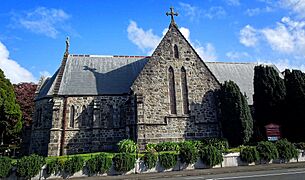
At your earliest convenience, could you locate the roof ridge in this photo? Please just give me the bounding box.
[69,54,150,58]
[206,62,258,64]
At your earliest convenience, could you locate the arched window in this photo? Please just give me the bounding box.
[168,66,177,114]
[81,105,87,127]
[174,44,179,59]
[181,67,189,114]
[70,105,75,128]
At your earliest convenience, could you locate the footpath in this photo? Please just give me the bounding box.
[74,162,305,180]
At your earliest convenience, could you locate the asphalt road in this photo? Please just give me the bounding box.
[160,168,305,180]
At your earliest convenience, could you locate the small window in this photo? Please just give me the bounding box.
[174,44,179,59]
[70,105,75,128]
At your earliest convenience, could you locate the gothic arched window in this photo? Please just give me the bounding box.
[81,105,87,127]
[168,66,177,114]
[174,44,179,59]
[70,105,75,128]
[181,67,189,114]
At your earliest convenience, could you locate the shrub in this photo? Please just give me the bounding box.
[64,156,84,175]
[201,138,229,152]
[85,153,112,175]
[294,142,305,150]
[256,141,279,162]
[112,153,135,172]
[46,158,64,175]
[159,152,177,169]
[146,143,157,152]
[199,145,223,167]
[179,141,198,164]
[240,146,259,163]
[117,139,138,153]
[0,156,12,178]
[155,142,180,152]
[275,139,298,162]
[141,151,158,169]
[17,154,45,179]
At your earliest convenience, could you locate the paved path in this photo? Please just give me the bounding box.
[74,162,305,180]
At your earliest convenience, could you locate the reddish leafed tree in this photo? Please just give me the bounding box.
[14,83,37,126]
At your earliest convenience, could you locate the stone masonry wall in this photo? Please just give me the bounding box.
[132,24,221,148]
[30,98,54,156]
[45,95,135,156]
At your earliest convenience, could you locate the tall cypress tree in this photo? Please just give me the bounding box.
[253,65,286,139]
[284,69,305,142]
[219,81,253,147]
[0,69,22,145]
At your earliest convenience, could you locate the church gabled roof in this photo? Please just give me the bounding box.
[36,53,266,105]
[36,55,149,100]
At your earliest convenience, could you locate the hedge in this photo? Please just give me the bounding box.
[17,154,45,179]
[155,142,180,152]
[256,141,279,162]
[85,153,112,175]
[179,141,198,164]
[46,158,64,175]
[63,156,84,175]
[275,139,298,162]
[142,151,158,169]
[159,152,178,169]
[240,146,259,163]
[112,153,135,172]
[199,145,223,167]
[0,156,12,178]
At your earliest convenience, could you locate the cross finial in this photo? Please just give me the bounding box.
[166,6,178,24]
[65,36,70,54]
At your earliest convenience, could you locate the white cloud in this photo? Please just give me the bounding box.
[127,21,161,54]
[193,42,217,61]
[226,51,250,60]
[257,59,305,72]
[204,6,227,19]
[239,25,258,47]
[245,6,273,16]
[225,0,240,6]
[280,0,305,18]
[39,70,51,77]
[179,3,226,21]
[127,21,217,60]
[12,7,71,38]
[179,2,201,21]
[0,41,36,83]
[261,21,294,53]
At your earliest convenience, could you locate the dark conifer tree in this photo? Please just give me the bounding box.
[284,69,305,142]
[219,81,253,147]
[253,65,286,139]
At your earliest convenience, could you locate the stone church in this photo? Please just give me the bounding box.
[30,8,259,156]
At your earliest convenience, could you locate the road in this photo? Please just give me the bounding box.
[159,168,305,180]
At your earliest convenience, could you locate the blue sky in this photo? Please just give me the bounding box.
[1,0,305,83]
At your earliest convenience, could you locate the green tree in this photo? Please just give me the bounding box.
[284,69,305,142]
[253,65,286,139]
[0,69,22,145]
[219,81,253,147]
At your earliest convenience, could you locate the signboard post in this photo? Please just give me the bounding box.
[265,123,281,141]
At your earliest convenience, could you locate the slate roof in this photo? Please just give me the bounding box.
[36,55,149,99]
[36,54,277,105]
[205,62,257,105]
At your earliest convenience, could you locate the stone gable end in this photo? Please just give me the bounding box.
[131,24,221,145]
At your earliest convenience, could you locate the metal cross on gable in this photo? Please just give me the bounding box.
[166,6,178,24]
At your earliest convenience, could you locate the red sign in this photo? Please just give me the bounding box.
[265,123,281,141]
